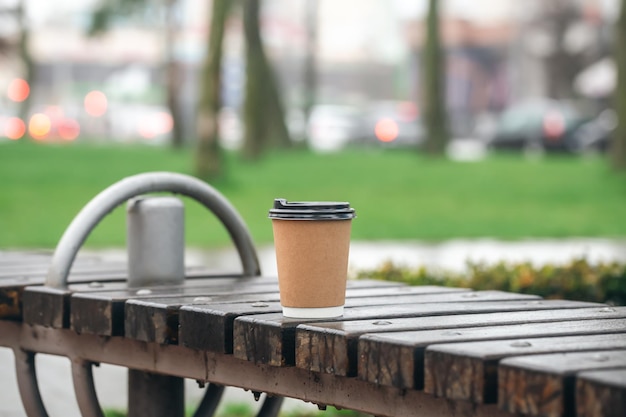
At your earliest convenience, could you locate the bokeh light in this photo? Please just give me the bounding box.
[84,90,108,117]
[7,79,30,102]
[543,110,565,140]
[4,117,26,140]
[29,113,51,140]
[375,118,399,143]
[138,111,173,139]
[58,119,80,141]
[397,101,419,122]
[45,105,64,118]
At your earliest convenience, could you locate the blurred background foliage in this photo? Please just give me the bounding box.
[358,257,626,306]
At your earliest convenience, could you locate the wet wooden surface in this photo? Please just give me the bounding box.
[576,369,626,417]
[499,350,626,417]
[424,333,626,404]
[126,285,465,344]
[357,308,626,390]
[2,250,626,417]
[297,302,608,378]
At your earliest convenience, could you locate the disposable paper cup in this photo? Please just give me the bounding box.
[269,199,356,318]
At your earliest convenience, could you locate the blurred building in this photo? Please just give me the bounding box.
[0,0,620,143]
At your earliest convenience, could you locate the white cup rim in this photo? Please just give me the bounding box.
[281,305,344,318]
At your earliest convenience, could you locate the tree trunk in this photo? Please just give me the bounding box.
[195,0,231,180]
[242,0,291,160]
[612,0,626,170]
[165,0,185,149]
[422,0,449,155]
[17,0,33,124]
[541,1,581,100]
[303,0,318,144]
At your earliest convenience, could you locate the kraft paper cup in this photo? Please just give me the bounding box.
[269,198,356,318]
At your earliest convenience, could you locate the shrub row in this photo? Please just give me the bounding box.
[356,257,626,306]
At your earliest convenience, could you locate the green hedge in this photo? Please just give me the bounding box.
[357,257,626,306]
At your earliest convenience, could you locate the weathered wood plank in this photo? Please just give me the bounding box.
[125,286,467,344]
[133,280,454,344]
[234,297,602,369]
[498,350,626,417]
[77,279,280,336]
[295,301,607,378]
[21,271,246,328]
[424,333,626,404]
[3,274,128,322]
[180,301,282,353]
[576,368,626,417]
[0,262,127,278]
[189,292,537,357]
[80,279,410,338]
[358,309,626,391]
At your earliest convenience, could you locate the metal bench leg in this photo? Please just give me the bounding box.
[257,395,284,417]
[72,360,104,417]
[14,349,49,417]
[192,383,225,417]
[73,360,230,417]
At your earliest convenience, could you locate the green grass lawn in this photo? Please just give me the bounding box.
[1,141,625,249]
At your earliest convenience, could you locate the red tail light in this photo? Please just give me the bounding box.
[543,111,565,140]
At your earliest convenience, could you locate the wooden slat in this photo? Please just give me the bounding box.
[180,287,463,354]
[424,333,626,404]
[125,285,467,344]
[78,279,280,336]
[0,262,127,278]
[202,292,537,358]
[498,350,626,417]
[2,273,129,321]
[21,270,247,327]
[576,368,626,417]
[233,297,598,369]
[358,310,626,390]
[294,301,607,377]
[74,279,409,338]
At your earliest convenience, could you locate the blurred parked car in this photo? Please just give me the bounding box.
[306,104,365,152]
[488,99,590,152]
[570,108,616,153]
[362,100,423,147]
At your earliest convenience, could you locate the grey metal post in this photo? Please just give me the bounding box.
[126,196,185,417]
[127,196,185,287]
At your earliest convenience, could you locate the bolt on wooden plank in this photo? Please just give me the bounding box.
[358,309,626,390]
[20,269,235,328]
[424,333,626,404]
[126,284,467,344]
[177,281,458,353]
[234,295,565,368]
[295,301,607,379]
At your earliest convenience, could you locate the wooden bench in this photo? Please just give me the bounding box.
[1,250,625,417]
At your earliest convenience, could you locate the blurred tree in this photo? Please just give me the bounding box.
[16,1,33,123]
[90,0,185,148]
[536,1,586,100]
[0,1,34,123]
[242,0,291,160]
[195,0,232,180]
[422,0,449,155]
[303,0,318,144]
[613,0,626,170]
[164,0,185,149]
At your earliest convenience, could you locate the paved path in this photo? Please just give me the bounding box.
[176,238,626,276]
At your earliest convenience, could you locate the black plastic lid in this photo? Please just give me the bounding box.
[268,198,356,220]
